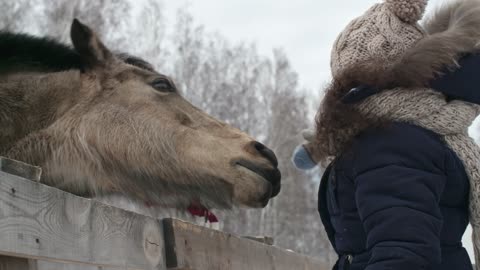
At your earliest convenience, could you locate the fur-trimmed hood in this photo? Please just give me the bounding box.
[307,0,480,165]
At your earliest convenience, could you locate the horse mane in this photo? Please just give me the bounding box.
[117,53,155,72]
[0,31,153,73]
[0,32,83,73]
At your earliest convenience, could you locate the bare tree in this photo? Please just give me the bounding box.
[170,10,275,138]
[0,0,45,33]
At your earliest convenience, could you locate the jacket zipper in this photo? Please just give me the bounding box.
[343,254,353,270]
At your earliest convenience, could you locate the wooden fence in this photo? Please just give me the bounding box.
[0,157,329,270]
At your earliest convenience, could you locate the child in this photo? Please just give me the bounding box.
[293,0,480,269]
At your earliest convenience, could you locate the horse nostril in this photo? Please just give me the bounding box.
[253,141,278,167]
[254,141,266,152]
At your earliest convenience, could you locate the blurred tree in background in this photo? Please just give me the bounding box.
[0,0,336,264]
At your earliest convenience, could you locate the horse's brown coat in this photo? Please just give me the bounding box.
[0,20,280,209]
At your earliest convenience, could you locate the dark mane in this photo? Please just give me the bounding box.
[0,32,83,73]
[0,32,155,73]
[117,53,155,72]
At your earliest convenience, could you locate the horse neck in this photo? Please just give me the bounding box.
[0,70,82,153]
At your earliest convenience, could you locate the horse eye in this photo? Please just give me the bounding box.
[151,78,174,92]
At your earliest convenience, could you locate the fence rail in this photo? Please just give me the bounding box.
[0,157,329,270]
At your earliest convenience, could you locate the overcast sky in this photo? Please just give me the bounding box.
[166,0,445,90]
[165,0,476,260]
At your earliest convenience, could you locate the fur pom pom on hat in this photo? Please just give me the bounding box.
[385,0,428,23]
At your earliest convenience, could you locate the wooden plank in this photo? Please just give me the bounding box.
[163,218,330,270]
[36,261,97,270]
[0,157,41,182]
[0,256,29,270]
[0,171,166,270]
[35,260,118,270]
[242,236,274,245]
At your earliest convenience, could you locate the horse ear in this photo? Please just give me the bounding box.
[70,19,113,68]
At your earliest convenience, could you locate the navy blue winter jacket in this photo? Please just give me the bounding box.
[320,123,471,270]
[318,54,480,270]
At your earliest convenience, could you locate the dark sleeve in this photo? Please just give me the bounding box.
[352,124,447,270]
[430,53,480,105]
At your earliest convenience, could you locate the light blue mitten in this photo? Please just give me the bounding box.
[292,129,318,170]
[292,145,317,170]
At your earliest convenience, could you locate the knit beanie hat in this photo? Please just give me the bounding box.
[330,0,427,79]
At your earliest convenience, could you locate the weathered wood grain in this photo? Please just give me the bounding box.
[35,260,118,270]
[0,255,31,270]
[37,260,97,270]
[0,171,166,270]
[0,165,332,270]
[0,157,41,182]
[242,236,274,245]
[163,218,330,270]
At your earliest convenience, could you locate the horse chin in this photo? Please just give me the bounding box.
[244,194,272,208]
[233,165,274,208]
[238,195,271,209]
